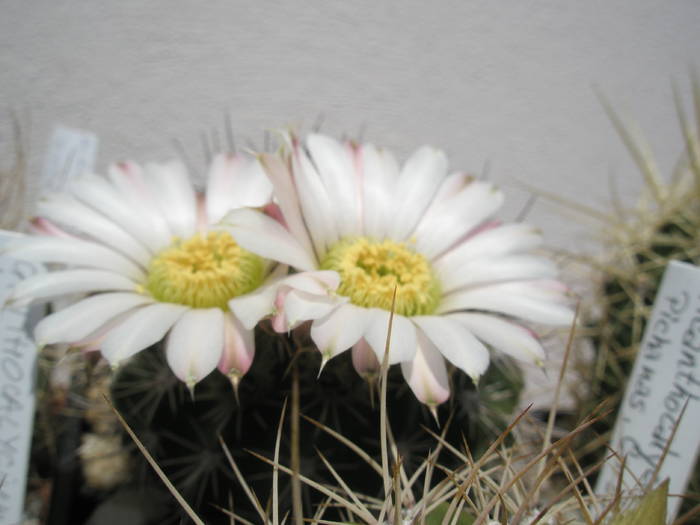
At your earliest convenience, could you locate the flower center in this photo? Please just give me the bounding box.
[145,231,265,309]
[320,238,441,316]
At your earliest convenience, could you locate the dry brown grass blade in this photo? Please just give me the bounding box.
[315,448,371,519]
[219,436,269,523]
[475,411,607,525]
[105,395,206,525]
[291,363,303,525]
[672,81,700,184]
[377,285,398,525]
[274,398,289,525]
[245,448,379,524]
[435,406,534,525]
[647,398,689,491]
[535,302,580,497]
[594,455,627,524]
[301,414,383,476]
[595,87,666,205]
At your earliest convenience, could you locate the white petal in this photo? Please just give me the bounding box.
[228,269,340,330]
[414,181,504,258]
[34,292,153,345]
[101,303,188,364]
[435,224,543,274]
[228,284,278,330]
[364,310,417,364]
[5,236,146,281]
[306,134,361,237]
[292,142,339,255]
[8,270,137,306]
[218,313,255,377]
[451,313,545,365]
[438,281,575,326]
[68,174,166,250]
[401,331,450,406]
[423,172,474,210]
[438,255,558,294]
[107,161,173,249]
[166,308,224,385]
[219,208,317,271]
[386,146,448,241]
[361,144,400,240]
[144,162,197,240]
[412,315,490,382]
[258,153,315,257]
[283,289,346,330]
[205,154,273,223]
[351,338,380,378]
[37,194,153,265]
[311,304,370,359]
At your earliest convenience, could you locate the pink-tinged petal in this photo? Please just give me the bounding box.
[68,174,166,252]
[386,146,448,241]
[5,236,146,281]
[34,292,153,346]
[228,268,335,330]
[100,303,188,365]
[278,270,341,294]
[412,316,490,383]
[143,162,197,240]
[258,153,315,256]
[306,134,362,238]
[414,181,504,259]
[351,338,380,379]
[218,313,255,377]
[28,217,75,238]
[205,154,273,224]
[291,140,339,255]
[450,312,545,365]
[282,288,346,331]
[360,144,400,240]
[311,304,370,362]
[166,308,224,386]
[108,162,172,249]
[364,310,417,364]
[438,255,558,294]
[228,284,279,330]
[434,224,543,273]
[401,331,450,406]
[437,281,575,326]
[262,203,286,226]
[7,270,137,306]
[37,194,153,265]
[219,208,317,271]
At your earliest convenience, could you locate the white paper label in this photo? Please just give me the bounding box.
[40,126,98,194]
[0,235,42,525]
[596,260,700,521]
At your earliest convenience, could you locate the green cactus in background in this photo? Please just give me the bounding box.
[575,80,700,517]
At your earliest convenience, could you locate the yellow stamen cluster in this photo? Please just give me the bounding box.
[321,237,441,316]
[146,231,264,309]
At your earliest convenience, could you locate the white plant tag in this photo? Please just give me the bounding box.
[40,126,98,194]
[0,125,98,523]
[0,234,43,525]
[596,260,700,521]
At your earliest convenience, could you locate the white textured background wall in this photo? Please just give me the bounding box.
[2,1,700,251]
[1,1,699,405]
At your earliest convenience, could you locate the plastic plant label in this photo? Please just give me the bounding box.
[40,125,98,194]
[0,234,43,525]
[596,260,700,521]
